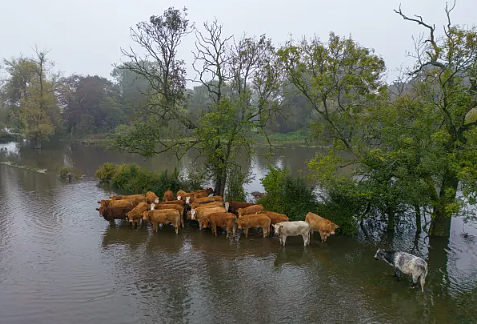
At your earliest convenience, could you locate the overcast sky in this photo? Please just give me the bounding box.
[2,0,476,86]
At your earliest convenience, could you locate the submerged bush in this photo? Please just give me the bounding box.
[95,163,190,197]
[95,162,119,183]
[259,166,317,221]
[58,166,84,182]
[226,166,252,202]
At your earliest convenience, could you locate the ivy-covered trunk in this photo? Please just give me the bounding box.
[429,170,458,237]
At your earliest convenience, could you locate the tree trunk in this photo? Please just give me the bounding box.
[429,170,458,237]
[414,204,422,234]
[386,207,396,233]
[34,135,42,149]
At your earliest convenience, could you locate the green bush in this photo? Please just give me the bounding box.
[95,163,190,197]
[58,166,84,182]
[225,166,251,202]
[111,163,156,194]
[259,166,317,221]
[150,168,183,197]
[95,162,119,183]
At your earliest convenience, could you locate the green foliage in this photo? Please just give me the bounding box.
[150,168,183,198]
[225,166,251,202]
[95,162,191,197]
[259,166,318,222]
[94,162,119,183]
[3,51,61,148]
[58,166,83,182]
[110,163,156,194]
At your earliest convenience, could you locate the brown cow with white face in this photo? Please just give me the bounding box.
[305,212,339,242]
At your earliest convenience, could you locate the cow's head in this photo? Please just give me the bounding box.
[237,208,243,218]
[225,202,230,212]
[142,210,149,221]
[191,209,197,220]
[236,218,244,230]
[98,206,107,217]
[374,248,385,260]
[329,223,339,236]
[202,216,210,229]
[154,198,159,203]
[185,196,191,204]
[177,195,181,201]
[272,223,282,235]
[150,203,155,210]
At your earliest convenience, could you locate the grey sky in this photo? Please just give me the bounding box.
[2,0,476,86]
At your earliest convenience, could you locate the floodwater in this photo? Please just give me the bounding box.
[0,141,476,324]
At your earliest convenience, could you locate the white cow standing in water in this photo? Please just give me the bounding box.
[272,221,310,247]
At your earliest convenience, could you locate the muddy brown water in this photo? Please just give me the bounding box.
[0,141,476,324]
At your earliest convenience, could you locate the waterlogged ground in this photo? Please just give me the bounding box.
[0,142,476,323]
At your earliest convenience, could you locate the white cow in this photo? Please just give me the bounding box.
[272,221,311,247]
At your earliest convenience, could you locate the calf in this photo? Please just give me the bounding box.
[237,204,264,218]
[236,214,271,238]
[305,212,339,242]
[142,209,181,234]
[225,201,255,214]
[126,202,150,227]
[272,221,310,247]
[374,248,428,292]
[98,206,132,225]
[151,203,185,228]
[162,190,174,202]
[202,212,237,238]
[145,191,160,204]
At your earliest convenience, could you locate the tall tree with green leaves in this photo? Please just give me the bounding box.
[3,49,60,148]
[112,8,283,196]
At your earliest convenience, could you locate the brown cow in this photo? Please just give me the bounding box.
[110,194,146,206]
[145,191,159,204]
[110,194,145,201]
[193,206,227,229]
[151,203,185,228]
[236,214,271,238]
[126,202,150,227]
[97,206,132,225]
[190,200,223,210]
[202,212,237,238]
[163,190,174,202]
[305,212,339,242]
[237,204,264,218]
[192,188,214,199]
[225,201,255,215]
[142,209,181,234]
[158,200,186,207]
[194,196,223,203]
[98,199,133,209]
[264,211,290,224]
[176,189,192,203]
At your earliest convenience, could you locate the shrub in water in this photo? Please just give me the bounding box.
[95,162,119,183]
[259,166,317,221]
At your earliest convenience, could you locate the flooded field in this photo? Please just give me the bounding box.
[0,141,476,323]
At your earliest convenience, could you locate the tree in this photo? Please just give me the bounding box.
[389,3,477,236]
[58,74,123,136]
[112,8,283,196]
[3,49,61,148]
[279,4,477,237]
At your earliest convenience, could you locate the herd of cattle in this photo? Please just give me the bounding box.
[96,188,340,246]
[96,187,430,291]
